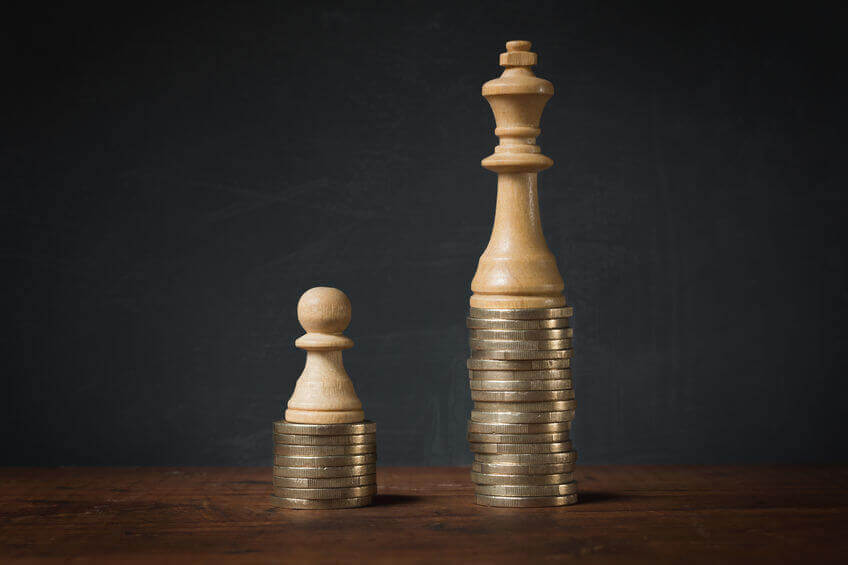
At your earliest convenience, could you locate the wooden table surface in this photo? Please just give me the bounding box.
[2,466,847,563]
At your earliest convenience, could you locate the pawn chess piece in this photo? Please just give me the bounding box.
[470,40,566,309]
[285,287,365,424]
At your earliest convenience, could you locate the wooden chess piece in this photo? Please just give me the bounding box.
[284,287,365,424]
[470,40,566,309]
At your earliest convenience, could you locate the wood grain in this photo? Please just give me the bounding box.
[2,466,847,563]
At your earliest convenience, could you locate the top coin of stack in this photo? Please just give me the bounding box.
[466,306,577,507]
[271,287,377,509]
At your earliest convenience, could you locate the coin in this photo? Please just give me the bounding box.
[467,431,569,443]
[274,454,377,467]
[469,338,572,351]
[469,328,573,340]
[476,482,578,497]
[467,421,571,434]
[467,358,571,370]
[475,451,578,464]
[273,464,376,478]
[467,317,570,330]
[469,379,573,391]
[470,471,574,485]
[471,389,575,402]
[273,475,376,488]
[470,348,573,360]
[469,441,573,454]
[272,485,377,500]
[273,421,377,436]
[468,369,571,380]
[475,494,578,507]
[473,400,577,412]
[270,494,373,510]
[470,410,575,424]
[469,307,573,320]
[273,433,376,445]
[472,461,577,475]
[273,443,376,456]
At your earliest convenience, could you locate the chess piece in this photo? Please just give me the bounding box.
[470,40,566,309]
[285,287,365,424]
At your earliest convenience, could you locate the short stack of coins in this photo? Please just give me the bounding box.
[271,420,377,509]
[467,306,577,507]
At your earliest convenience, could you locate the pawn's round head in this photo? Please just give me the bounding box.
[297,287,351,334]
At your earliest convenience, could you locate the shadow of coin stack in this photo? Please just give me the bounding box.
[271,287,377,509]
[466,307,577,507]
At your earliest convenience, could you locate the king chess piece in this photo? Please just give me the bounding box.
[471,40,565,309]
[466,41,578,508]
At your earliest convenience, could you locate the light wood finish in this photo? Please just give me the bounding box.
[285,287,364,423]
[3,466,847,562]
[471,40,566,309]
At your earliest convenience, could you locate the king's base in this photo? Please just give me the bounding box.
[271,420,376,510]
[470,293,566,309]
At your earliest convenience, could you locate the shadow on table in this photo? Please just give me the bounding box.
[578,491,622,504]
[372,494,423,506]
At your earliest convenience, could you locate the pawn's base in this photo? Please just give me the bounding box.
[285,408,365,424]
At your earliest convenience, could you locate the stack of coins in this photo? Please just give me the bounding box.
[271,420,377,509]
[466,306,578,507]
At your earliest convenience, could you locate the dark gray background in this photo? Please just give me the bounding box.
[3,2,845,466]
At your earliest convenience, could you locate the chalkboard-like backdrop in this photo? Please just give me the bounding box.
[3,2,845,466]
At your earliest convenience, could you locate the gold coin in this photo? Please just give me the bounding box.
[273,464,376,478]
[470,338,572,351]
[475,494,578,507]
[469,307,573,320]
[272,485,377,500]
[474,450,578,464]
[469,441,573,454]
[467,317,570,330]
[467,431,569,443]
[273,421,376,436]
[467,421,571,434]
[471,410,575,424]
[467,358,570,370]
[269,494,373,510]
[471,389,575,402]
[470,348,573,360]
[469,328,573,340]
[476,482,578,497]
[468,369,571,380]
[274,454,377,467]
[273,433,376,445]
[472,461,576,475]
[469,379,573,391]
[470,471,574,485]
[473,400,577,412]
[273,443,376,456]
[273,475,376,488]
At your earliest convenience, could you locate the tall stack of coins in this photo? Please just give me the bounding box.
[271,421,377,509]
[467,306,578,507]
